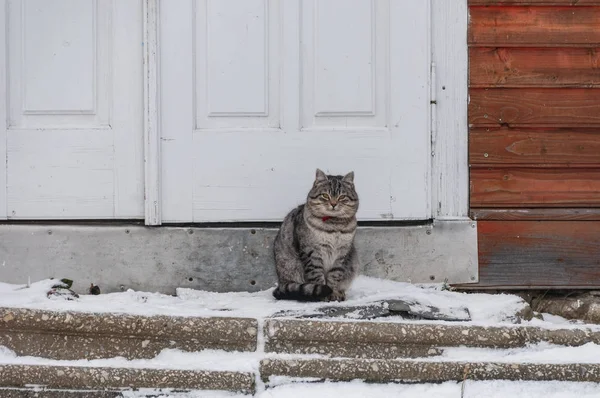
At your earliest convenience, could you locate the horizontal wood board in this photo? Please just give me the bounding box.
[471,168,600,207]
[470,128,600,165]
[471,208,600,221]
[470,1,600,5]
[468,221,600,288]
[469,47,600,88]
[469,6,600,46]
[469,89,600,127]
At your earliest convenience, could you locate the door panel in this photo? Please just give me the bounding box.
[1,0,144,219]
[161,0,431,222]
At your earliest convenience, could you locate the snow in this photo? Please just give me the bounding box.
[0,346,262,372]
[3,340,600,372]
[4,276,600,396]
[10,381,600,397]
[436,341,600,364]
[259,380,600,398]
[0,275,543,326]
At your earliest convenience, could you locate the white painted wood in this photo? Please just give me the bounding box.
[431,0,469,219]
[113,0,145,218]
[159,0,194,222]
[160,0,432,222]
[0,0,7,219]
[143,0,161,225]
[5,0,144,219]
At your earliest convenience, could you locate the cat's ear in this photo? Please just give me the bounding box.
[343,171,355,184]
[315,168,328,182]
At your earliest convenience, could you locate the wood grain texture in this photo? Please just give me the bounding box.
[0,1,6,219]
[432,0,470,218]
[469,88,600,127]
[471,208,600,221]
[470,0,600,5]
[469,6,600,46]
[470,128,600,164]
[470,168,600,207]
[471,221,600,288]
[469,48,600,88]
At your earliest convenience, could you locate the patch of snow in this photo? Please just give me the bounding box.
[120,389,247,398]
[0,346,328,373]
[0,276,524,324]
[0,346,261,372]
[1,276,599,329]
[434,342,600,364]
[259,380,600,398]
[530,312,583,326]
[4,341,600,373]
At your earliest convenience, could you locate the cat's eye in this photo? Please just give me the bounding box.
[321,193,330,200]
[338,195,347,201]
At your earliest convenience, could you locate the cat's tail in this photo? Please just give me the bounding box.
[272,282,332,301]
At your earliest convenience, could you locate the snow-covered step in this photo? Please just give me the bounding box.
[0,308,257,360]
[264,319,600,359]
[0,364,254,395]
[260,358,600,384]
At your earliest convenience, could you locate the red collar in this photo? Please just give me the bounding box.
[322,216,331,222]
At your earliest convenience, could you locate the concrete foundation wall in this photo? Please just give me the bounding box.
[0,221,477,294]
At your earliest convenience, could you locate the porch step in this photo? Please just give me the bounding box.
[4,307,600,361]
[260,358,600,384]
[264,318,600,359]
[0,308,257,360]
[0,364,254,395]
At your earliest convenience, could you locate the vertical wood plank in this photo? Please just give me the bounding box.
[159,0,194,222]
[113,0,145,218]
[0,0,7,219]
[143,0,161,225]
[432,0,469,219]
[389,0,433,218]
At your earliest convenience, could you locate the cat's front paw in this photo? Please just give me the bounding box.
[328,291,346,302]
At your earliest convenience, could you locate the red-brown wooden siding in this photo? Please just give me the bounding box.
[467,0,600,288]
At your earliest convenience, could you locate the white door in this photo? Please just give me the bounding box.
[0,0,144,219]
[160,0,431,222]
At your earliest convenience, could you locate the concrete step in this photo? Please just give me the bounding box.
[0,308,257,360]
[4,307,600,362]
[0,364,254,395]
[264,318,600,359]
[0,389,124,398]
[260,358,600,384]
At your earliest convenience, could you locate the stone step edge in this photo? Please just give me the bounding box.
[5,307,599,349]
[260,358,600,383]
[0,388,123,398]
[0,308,257,347]
[0,364,254,394]
[265,318,600,349]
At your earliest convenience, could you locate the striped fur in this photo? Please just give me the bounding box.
[272,169,359,302]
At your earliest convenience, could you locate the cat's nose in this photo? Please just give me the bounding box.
[330,201,337,208]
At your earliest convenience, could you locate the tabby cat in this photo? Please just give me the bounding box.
[272,169,359,302]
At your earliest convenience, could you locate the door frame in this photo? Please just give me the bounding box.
[141,0,469,226]
[143,0,161,225]
[430,0,469,221]
[0,0,7,220]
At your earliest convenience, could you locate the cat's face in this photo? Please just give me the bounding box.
[306,169,359,219]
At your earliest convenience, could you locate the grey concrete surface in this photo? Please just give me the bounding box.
[260,358,600,383]
[0,365,255,393]
[0,222,477,294]
[0,308,257,359]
